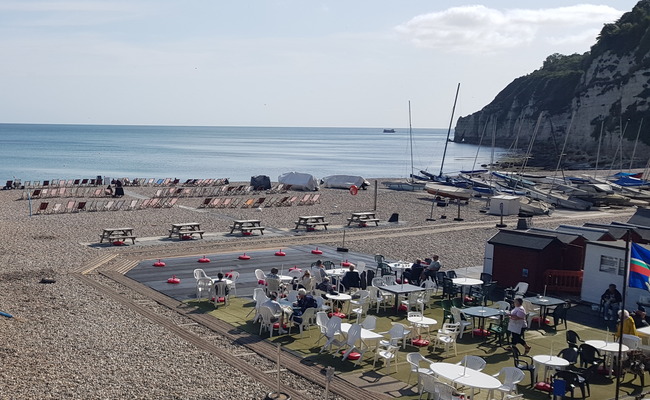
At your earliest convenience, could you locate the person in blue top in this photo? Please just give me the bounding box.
[292,289,318,323]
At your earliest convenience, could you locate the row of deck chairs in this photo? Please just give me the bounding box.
[34,198,178,214]
[21,187,114,200]
[153,183,288,199]
[16,177,230,190]
[198,193,321,209]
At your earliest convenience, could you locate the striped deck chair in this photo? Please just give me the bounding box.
[240,198,256,208]
[283,195,298,206]
[218,198,231,208]
[35,202,49,214]
[229,198,242,208]
[102,200,115,211]
[251,197,266,208]
[163,197,178,208]
[86,201,98,211]
[272,196,290,207]
[126,199,139,210]
[112,200,125,211]
[297,194,312,205]
[198,198,212,208]
[305,193,321,205]
[74,201,87,212]
[64,200,76,213]
[263,197,277,207]
[208,198,223,208]
[153,189,163,198]
[139,199,152,209]
[49,203,63,214]
[148,198,162,208]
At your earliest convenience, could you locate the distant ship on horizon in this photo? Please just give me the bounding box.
[383,128,395,133]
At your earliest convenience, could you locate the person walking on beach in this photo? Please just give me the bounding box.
[508,298,531,354]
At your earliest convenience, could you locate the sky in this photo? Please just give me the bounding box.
[0,0,641,128]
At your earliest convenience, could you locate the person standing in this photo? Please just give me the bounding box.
[508,298,531,354]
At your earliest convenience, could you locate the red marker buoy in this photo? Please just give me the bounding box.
[181,235,192,240]
[198,256,210,263]
[412,338,430,347]
[153,259,166,267]
[275,249,286,256]
[112,240,125,246]
[341,260,352,267]
[311,247,323,255]
[349,185,358,195]
[167,275,180,284]
[225,270,233,279]
[289,266,301,271]
[238,253,251,260]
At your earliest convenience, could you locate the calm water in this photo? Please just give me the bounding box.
[0,124,507,182]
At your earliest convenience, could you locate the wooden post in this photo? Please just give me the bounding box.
[373,180,378,211]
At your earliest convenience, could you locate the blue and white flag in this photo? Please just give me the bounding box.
[630,243,650,291]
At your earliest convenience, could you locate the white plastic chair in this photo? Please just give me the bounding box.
[285,290,299,304]
[227,270,240,296]
[407,352,434,389]
[254,269,267,287]
[372,277,386,287]
[408,311,432,339]
[350,297,370,323]
[432,323,460,356]
[265,277,283,296]
[434,381,459,400]
[291,307,317,338]
[258,306,281,337]
[315,311,330,344]
[492,366,525,397]
[456,355,486,372]
[384,275,396,285]
[367,286,388,313]
[622,334,641,350]
[360,315,377,331]
[373,344,399,372]
[211,281,229,307]
[450,306,473,339]
[356,261,366,274]
[195,277,212,299]
[339,323,366,365]
[523,299,540,328]
[418,373,439,400]
[193,268,210,280]
[320,316,343,353]
[287,269,303,280]
[250,288,269,321]
[379,323,410,349]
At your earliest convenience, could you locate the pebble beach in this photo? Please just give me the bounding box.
[0,178,639,399]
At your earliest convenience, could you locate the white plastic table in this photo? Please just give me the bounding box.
[340,322,384,351]
[407,315,438,339]
[326,293,352,314]
[532,355,570,381]
[638,326,650,345]
[462,306,501,337]
[585,339,629,378]
[429,362,501,399]
[452,278,483,297]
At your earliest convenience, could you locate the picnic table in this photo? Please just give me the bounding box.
[229,219,265,235]
[168,222,205,239]
[347,211,380,227]
[294,215,329,231]
[100,227,136,244]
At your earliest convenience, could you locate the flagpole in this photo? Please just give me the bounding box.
[615,228,632,400]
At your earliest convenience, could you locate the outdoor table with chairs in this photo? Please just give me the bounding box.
[407,313,437,340]
[452,277,483,298]
[326,292,352,315]
[229,219,265,235]
[461,305,501,338]
[340,322,384,352]
[347,211,380,227]
[429,361,502,399]
[523,295,566,321]
[532,354,570,381]
[585,339,629,378]
[378,283,426,313]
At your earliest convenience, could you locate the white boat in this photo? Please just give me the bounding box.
[425,183,472,200]
[382,180,426,191]
[526,187,592,210]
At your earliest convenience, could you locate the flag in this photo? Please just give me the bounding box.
[630,242,650,291]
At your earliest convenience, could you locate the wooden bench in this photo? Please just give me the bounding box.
[230,225,265,235]
[100,235,137,244]
[169,230,205,240]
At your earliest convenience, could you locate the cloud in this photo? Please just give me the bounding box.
[395,4,624,54]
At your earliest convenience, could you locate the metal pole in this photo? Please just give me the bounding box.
[373,180,377,211]
[276,344,281,396]
[28,191,32,217]
[439,83,461,178]
[615,229,632,400]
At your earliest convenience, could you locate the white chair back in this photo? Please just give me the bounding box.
[622,334,641,350]
[194,268,209,280]
[360,315,377,331]
[356,261,366,274]
[372,277,386,287]
[286,290,299,304]
[384,275,396,285]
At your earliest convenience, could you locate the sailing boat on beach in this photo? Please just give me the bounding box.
[382,101,426,191]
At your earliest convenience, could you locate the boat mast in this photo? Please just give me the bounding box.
[408,100,414,182]
[439,82,461,178]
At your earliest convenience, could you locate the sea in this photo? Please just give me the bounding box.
[0,124,507,183]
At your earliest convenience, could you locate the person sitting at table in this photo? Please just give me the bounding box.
[341,265,361,292]
[267,267,280,280]
[297,270,313,292]
[313,260,327,280]
[422,255,442,281]
[615,309,639,338]
[214,272,229,296]
[601,283,623,321]
[292,288,318,323]
[632,306,650,328]
[404,259,424,286]
[261,293,287,334]
[316,277,335,294]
